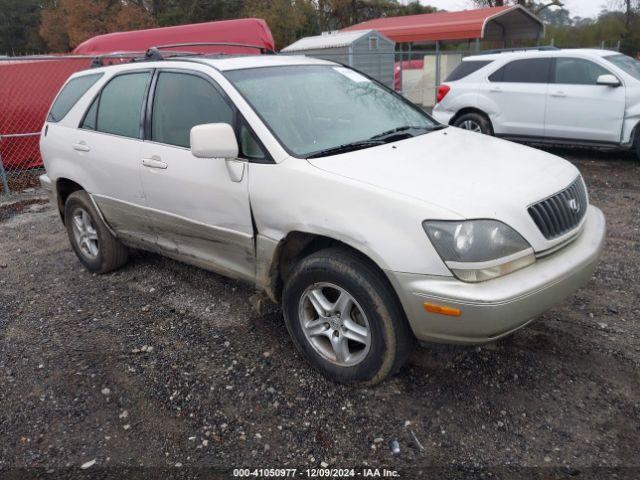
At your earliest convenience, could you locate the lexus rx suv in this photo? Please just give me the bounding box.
[40,54,605,385]
[433,48,640,159]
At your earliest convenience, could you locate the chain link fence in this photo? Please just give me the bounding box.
[0,55,93,198]
[0,49,478,198]
[14,45,621,198]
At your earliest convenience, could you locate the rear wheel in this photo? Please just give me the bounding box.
[282,248,414,385]
[453,112,493,135]
[64,190,128,273]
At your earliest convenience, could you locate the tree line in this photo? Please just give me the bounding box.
[0,0,436,54]
[473,0,640,55]
[1,0,639,56]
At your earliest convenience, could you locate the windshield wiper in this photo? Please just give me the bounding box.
[306,140,385,159]
[369,124,445,142]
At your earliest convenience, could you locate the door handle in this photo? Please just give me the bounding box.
[551,91,567,97]
[73,142,91,152]
[142,156,168,169]
[489,87,502,92]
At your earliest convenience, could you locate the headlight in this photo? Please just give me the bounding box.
[423,219,535,282]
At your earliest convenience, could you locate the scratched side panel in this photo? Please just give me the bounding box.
[92,194,255,283]
[147,208,255,283]
[92,194,157,246]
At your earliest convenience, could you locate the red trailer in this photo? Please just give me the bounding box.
[73,18,275,55]
[0,57,92,170]
[0,19,275,171]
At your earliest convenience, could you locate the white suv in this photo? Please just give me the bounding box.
[40,52,605,385]
[433,48,640,159]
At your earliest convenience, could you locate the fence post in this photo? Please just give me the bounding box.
[0,150,10,198]
[398,49,403,93]
[435,40,441,104]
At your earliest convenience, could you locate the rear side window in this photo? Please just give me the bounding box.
[489,58,551,83]
[90,72,150,139]
[554,57,611,85]
[82,98,98,131]
[48,74,102,122]
[445,61,492,81]
[151,72,233,148]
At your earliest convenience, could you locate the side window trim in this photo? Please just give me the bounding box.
[144,68,237,148]
[78,69,154,139]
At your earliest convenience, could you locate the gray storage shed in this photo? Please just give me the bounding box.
[281,30,395,88]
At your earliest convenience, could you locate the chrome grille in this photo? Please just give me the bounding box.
[528,177,588,240]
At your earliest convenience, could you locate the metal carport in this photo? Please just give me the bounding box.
[341,6,544,104]
[341,5,544,45]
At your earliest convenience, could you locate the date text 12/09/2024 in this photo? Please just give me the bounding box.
[232,468,401,477]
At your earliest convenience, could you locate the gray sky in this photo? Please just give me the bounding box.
[419,0,619,19]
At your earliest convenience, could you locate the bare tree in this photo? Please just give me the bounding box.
[471,0,564,12]
[534,1,564,14]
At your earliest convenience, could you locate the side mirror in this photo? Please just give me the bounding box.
[190,123,239,158]
[596,74,621,87]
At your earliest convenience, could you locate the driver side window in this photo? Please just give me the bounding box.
[151,71,233,148]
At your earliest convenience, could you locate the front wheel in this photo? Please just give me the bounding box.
[453,112,493,135]
[282,248,414,386]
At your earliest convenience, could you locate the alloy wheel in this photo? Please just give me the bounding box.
[459,120,483,133]
[71,207,99,259]
[298,282,371,367]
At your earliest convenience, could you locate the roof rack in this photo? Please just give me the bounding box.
[89,50,200,68]
[89,42,275,68]
[155,42,276,55]
[90,51,145,68]
[475,45,559,55]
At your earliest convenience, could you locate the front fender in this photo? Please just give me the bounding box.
[249,158,459,293]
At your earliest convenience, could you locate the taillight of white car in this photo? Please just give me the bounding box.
[436,84,450,103]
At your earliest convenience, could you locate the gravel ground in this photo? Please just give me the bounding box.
[0,149,639,478]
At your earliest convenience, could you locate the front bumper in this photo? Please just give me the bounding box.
[387,206,606,344]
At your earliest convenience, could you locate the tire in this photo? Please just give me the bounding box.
[453,112,493,135]
[282,247,414,386]
[64,190,128,273]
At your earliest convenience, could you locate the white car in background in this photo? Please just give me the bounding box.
[433,48,640,159]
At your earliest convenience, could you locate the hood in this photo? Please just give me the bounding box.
[307,127,581,249]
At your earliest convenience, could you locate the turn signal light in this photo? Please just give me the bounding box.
[436,85,450,103]
[423,302,461,317]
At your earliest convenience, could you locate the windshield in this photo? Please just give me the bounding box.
[225,65,438,158]
[604,54,640,81]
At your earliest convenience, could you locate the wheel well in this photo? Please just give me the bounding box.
[450,107,491,126]
[56,178,83,220]
[267,232,386,304]
[266,232,413,340]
